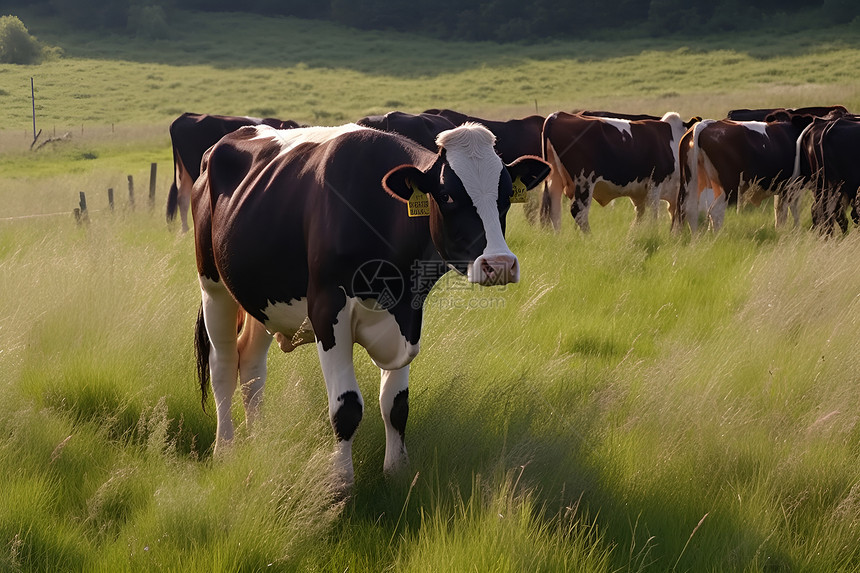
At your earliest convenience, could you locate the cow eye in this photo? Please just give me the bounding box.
[438,192,454,204]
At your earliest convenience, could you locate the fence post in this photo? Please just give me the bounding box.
[78,192,89,225]
[148,162,157,210]
[108,188,114,212]
[128,175,135,210]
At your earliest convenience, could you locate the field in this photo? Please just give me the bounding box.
[2,10,860,572]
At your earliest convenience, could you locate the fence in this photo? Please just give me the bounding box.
[1,163,160,226]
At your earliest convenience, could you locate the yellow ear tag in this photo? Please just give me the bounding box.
[511,176,528,203]
[407,181,430,217]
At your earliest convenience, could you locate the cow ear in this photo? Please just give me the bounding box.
[505,155,552,190]
[383,164,429,202]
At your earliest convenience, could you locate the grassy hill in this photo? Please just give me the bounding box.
[1,10,860,572]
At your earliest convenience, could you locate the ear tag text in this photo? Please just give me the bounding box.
[511,176,528,203]
[407,181,430,217]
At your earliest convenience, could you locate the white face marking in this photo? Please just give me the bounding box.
[250,123,366,158]
[436,123,519,284]
[435,123,510,257]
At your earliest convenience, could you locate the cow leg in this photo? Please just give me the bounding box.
[176,161,194,233]
[775,185,802,228]
[200,279,241,454]
[179,191,192,233]
[542,142,567,231]
[543,173,564,231]
[707,194,728,232]
[570,185,592,233]
[237,312,273,432]
[379,366,409,475]
[314,300,363,491]
[680,186,700,234]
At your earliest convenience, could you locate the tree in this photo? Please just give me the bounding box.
[0,15,43,64]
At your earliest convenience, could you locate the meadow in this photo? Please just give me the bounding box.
[2,9,860,572]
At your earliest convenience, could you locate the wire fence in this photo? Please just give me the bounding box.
[0,163,160,225]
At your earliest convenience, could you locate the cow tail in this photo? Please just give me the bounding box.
[677,121,711,230]
[166,146,180,224]
[539,115,553,226]
[195,303,211,411]
[676,125,696,228]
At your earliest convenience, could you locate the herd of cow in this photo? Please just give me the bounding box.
[168,105,858,239]
[170,104,856,489]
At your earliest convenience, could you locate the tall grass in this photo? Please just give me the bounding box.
[2,187,859,570]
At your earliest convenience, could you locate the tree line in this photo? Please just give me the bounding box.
[7,0,858,42]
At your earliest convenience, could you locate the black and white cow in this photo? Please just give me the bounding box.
[541,111,697,231]
[166,112,300,232]
[192,122,549,489]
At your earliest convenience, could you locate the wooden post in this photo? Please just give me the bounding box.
[108,188,114,212]
[128,175,135,210]
[78,192,89,224]
[148,162,157,210]
[31,77,36,142]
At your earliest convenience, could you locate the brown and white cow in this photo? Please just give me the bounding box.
[166,112,300,232]
[676,117,814,233]
[192,122,549,489]
[794,116,860,234]
[540,111,697,232]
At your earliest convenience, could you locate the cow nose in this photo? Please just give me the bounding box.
[467,253,520,285]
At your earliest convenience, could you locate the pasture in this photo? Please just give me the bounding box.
[2,10,860,572]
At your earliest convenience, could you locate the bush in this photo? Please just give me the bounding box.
[0,15,43,64]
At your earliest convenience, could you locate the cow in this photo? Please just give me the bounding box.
[726,105,849,122]
[423,109,548,223]
[578,110,662,121]
[676,117,814,233]
[192,122,550,490]
[356,111,457,151]
[166,112,300,232]
[726,108,783,122]
[540,111,697,232]
[794,117,860,235]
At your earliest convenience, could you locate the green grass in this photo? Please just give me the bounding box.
[1,9,860,139]
[2,194,859,571]
[2,9,860,572]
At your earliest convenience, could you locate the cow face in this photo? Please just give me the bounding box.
[384,124,549,286]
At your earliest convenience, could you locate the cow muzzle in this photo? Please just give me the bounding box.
[467,253,520,285]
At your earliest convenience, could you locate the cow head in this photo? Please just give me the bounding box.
[384,123,549,286]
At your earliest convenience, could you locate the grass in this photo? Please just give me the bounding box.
[2,9,860,572]
[2,192,859,571]
[1,10,860,139]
